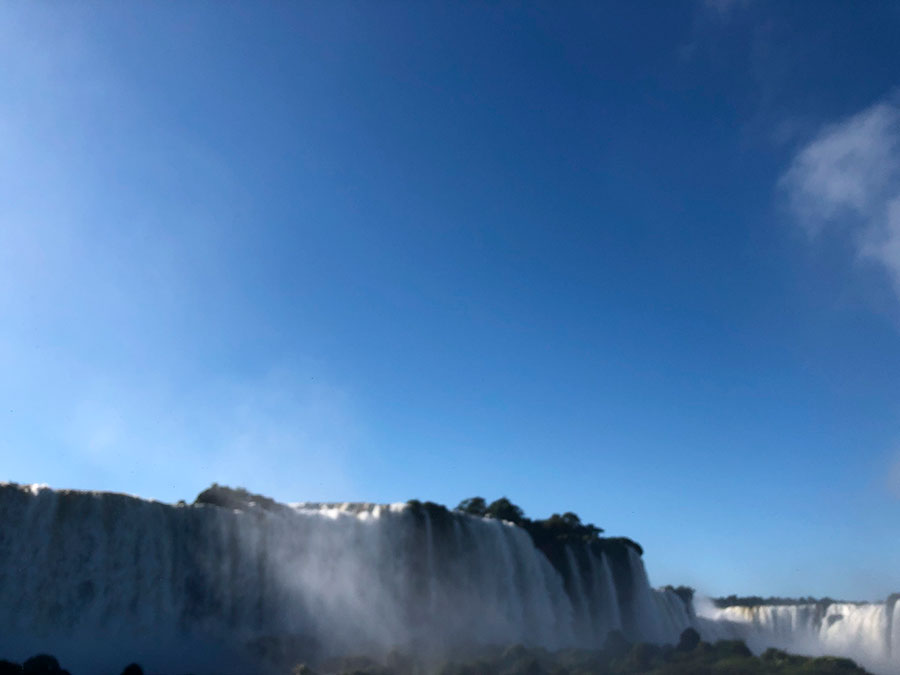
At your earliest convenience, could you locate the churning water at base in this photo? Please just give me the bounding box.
[0,484,897,674]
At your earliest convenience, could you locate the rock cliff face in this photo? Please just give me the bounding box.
[0,483,698,674]
[10,483,894,674]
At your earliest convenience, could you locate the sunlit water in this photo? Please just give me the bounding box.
[697,600,900,674]
[0,484,896,674]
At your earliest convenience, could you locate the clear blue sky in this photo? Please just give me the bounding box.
[2,1,900,601]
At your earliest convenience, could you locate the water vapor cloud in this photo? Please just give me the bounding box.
[780,96,900,297]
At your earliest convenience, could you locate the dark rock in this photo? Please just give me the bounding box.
[194,484,287,513]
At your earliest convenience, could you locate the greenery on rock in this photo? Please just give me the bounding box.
[448,495,645,616]
[452,495,643,557]
[193,486,643,563]
[713,595,844,608]
[194,483,289,513]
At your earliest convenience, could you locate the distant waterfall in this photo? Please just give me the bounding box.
[0,484,695,674]
[698,600,900,674]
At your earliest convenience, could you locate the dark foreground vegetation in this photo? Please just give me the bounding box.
[3,631,871,675]
[0,656,141,675]
[295,630,872,675]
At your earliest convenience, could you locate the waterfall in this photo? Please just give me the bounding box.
[0,484,692,674]
[698,601,900,674]
[652,587,695,645]
[565,547,591,643]
[597,552,623,634]
[892,599,900,661]
[8,484,895,674]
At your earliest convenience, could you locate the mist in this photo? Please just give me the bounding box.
[3,483,898,675]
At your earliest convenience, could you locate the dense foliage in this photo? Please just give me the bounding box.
[286,631,871,674]
[0,656,141,675]
[713,595,844,608]
[452,496,643,556]
[1,638,872,675]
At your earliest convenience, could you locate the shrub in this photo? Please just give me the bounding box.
[194,484,285,512]
[485,497,525,524]
[22,655,67,675]
[711,640,753,659]
[455,497,487,516]
[677,627,701,652]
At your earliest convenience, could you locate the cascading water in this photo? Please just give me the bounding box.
[3,483,897,674]
[698,600,900,674]
[594,552,623,634]
[0,484,693,674]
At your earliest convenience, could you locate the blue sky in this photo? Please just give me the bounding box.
[2,1,900,600]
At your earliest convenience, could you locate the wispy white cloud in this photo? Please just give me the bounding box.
[780,97,900,296]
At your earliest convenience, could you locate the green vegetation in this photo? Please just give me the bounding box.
[194,487,642,561]
[1,641,872,675]
[464,496,644,555]
[452,496,643,556]
[0,655,142,675]
[712,592,899,610]
[194,483,289,514]
[405,499,455,527]
[286,631,872,674]
[713,595,843,608]
[455,496,600,538]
